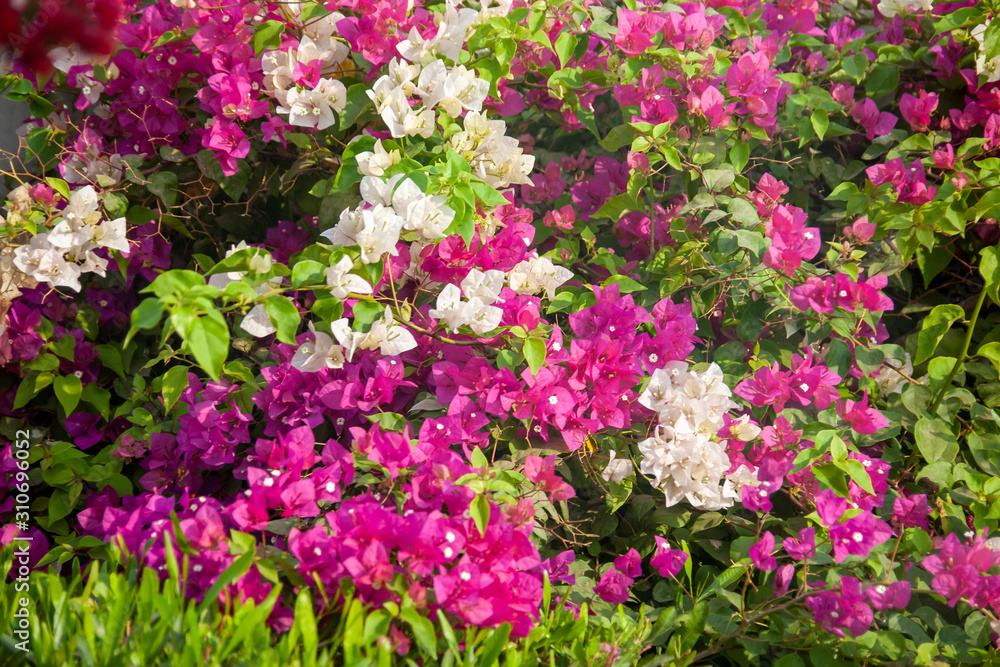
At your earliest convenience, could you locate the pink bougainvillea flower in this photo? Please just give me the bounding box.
[783,527,816,561]
[524,456,576,502]
[893,494,931,530]
[836,391,890,434]
[750,531,778,571]
[614,548,643,578]
[650,536,688,577]
[614,8,667,56]
[594,567,633,604]
[899,90,939,132]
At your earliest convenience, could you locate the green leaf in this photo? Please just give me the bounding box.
[982,246,1000,306]
[198,548,255,613]
[978,341,1000,377]
[968,432,1000,475]
[681,602,709,651]
[600,125,635,152]
[840,54,868,82]
[186,310,229,381]
[866,64,900,97]
[917,245,953,288]
[338,83,374,130]
[854,346,885,376]
[352,301,384,332]
[812,463,850,496]
[602,274,645,293]
[497,37,517,67]
[264,295,301,344]
[295,589,319,667]
[811,109,829,141]
[48,490,72,523]
[82,384,111,419]
[128,299,164,345]
[471,494,490,537]
[935,6,979,33]
[477,624,511,667]
[833,458,875,495]
[291,259,326,287]
[470,179,513,207]
[702,168,735,192]
[144,270,206,298]
[401,608,437,658]
[730,143,749,172]
[914,417,959,463]
[161,366,189,412]
[827,182,858,201]
[254,20,285,56]
[523,336,546,376]
[915,304,965,365]
[147,171,178,208]
[45,176,70,200]
[53,374,82,414]
[554,32,577,66]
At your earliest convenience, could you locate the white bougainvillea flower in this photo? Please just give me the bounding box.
[602,451,633,484]
[460,268,504,305]
[240,304,276,338]
[93,217,130,254]
[325,255,373,299]
[356,140,401,177]
[291,323,346,372]
[508,256,573,299]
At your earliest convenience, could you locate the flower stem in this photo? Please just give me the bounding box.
[927,287,988,415]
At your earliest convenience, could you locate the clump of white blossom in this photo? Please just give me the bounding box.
[261,16,351,131]
[637,361,751,511]
[11,185,129,293]
[876,0,933,17]
[284,0,562,370]
[428,268,504,334]
[971,21,1000,83]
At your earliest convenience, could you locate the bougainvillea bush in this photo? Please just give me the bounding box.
[5,0,1000,664]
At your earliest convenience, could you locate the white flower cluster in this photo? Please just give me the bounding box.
[292,309,417,371]
[449,111,534,188]
[321,174,456,264]
[356,0,533,188]
[12,186,128,292]
[507,256,574,299]
[368,57,489,139]
[396,1,480,66]
[972,21,1000,83]
[262,17,351,131]
[876,0,933,17]
[636,361,748,511]
[428,268,504,334]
